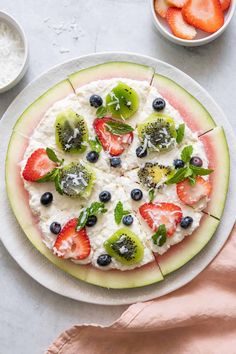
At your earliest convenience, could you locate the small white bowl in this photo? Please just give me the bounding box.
[150,0,236,47]
[0,11,28,93]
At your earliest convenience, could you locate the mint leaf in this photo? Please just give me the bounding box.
[54,170,63,195]
[181,145,193,163]
[152,224,167,247]
[46,148,63,165]
[166,167,188,185]
[96,106,107,118]
[190,165,213,176]
[76,201,107,231]
[148,188,155,203]
[176,124,185,144]
[114,201,130,225]
[88,137,102,153]
[36,168,58,183]
[76,208,89,231]
[89,201,107,215]
[105,121,134,135]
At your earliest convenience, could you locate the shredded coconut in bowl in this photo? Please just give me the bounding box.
[0,20,25,89]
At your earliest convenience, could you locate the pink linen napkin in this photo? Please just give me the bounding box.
[46,224,236,354]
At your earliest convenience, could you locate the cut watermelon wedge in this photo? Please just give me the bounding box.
[152,74,216,135]
[13,80,74,138]
[69,61,155,92]
[199,127,229,219]
[156,213,219,275]
[5,132,163,289]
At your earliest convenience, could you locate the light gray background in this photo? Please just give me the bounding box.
[0,1,235,353]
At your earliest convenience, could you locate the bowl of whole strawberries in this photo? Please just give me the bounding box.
[150,0,235,46]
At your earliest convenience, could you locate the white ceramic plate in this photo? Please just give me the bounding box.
[1,52,236,305]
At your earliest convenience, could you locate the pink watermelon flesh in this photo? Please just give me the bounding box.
[5,132,163,289]
[153,74,216,135]
[156,213,219,276]
[13,79,74,138]
[199,127,229,219]
[69,61,155,91]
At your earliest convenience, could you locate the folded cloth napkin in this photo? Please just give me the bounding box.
[46,224,236,354]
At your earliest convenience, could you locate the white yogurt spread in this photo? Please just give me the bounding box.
[0,21,24,88]
[21,78,210,271]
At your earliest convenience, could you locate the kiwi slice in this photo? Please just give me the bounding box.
[59,162,95,198]
[137,113,177,152]
[106,82,139,119]
[104,228,144,266]
[55,109,88,153]
[138,162,172,189]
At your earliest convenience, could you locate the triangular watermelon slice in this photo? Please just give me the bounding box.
[69,61,155,92]
[152,74,216,135]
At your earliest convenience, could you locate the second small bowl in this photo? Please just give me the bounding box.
[150,0,236,47]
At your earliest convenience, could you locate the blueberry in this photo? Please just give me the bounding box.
[86,215,97,227]
[97,254,112,266]
[190,156,203,167]
[89,94,103,108]
[50,222,61,235]
[110,157,121,168]
[99,191,111,203]
[123,215,134,226]
[152,98,166,111]
[174,159,185,169]
[40,192,53,206]
[86,151,99,163]
[131,188,143,201]
[180,216,193,229]
[136,146,147,158]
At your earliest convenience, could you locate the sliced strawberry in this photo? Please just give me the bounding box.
[154,0,169,18]
[53,218,91,260]
[177,176,211,206]
[22,148,57,182]
[167,0,188,8]
[139,202,183,237]
[93,117,133,156]
[167,7,197,40]
[182,0,224,33]
[220,0,230,11]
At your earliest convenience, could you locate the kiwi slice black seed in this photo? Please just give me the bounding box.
[106,82,139,119]
[104,228,144,265]
[59,162,95,198]
[137,113,177,152]
[55,109,88,153]
[138,162,172,189]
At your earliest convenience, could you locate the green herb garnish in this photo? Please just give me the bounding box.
[105,121,134,135]
[166,145,213,185]
[114,201,131,225]
[148,188,156,202]
[88,137,102,153]
[96,106,108,118]
[46,147,64,165]
[76,202,107,231]
[152,224,167,247]
[176,124,185,144]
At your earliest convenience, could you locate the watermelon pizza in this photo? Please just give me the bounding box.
[5,61,229,289]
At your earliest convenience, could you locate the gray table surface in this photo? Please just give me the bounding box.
[0,1,235,353]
